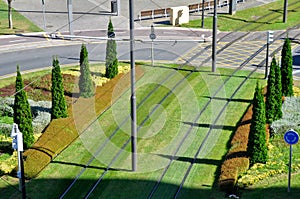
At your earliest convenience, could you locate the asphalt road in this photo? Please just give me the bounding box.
[0,31,202,77]
[293,45,300,76]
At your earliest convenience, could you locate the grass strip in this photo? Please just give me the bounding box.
[181,0,300,31]
[0,0,42,34]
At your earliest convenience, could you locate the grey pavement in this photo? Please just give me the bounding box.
[7,0,277,33]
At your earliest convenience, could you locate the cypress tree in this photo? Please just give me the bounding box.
[14,65,34,149]
[274,58,282,120]
[281,38,293,96]
[79,44,95,98]
[266,57,278,124]
[247,82,268,165]
[105,18,118,79]
[51,57,68,119]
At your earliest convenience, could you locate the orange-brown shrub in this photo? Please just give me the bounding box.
[218,102,270,193]
[218,104,253,193]
[23,67,144,179]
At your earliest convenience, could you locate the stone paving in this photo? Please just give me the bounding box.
[8,0,277,32]
[176,29,300,73]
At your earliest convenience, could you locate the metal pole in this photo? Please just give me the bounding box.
[283,0,288,23]
[229,0,237,15]
[212,0,217,72]
[129,0,137,172]
[117,0,121,16]
[201,0,205,28]
[19,151,26,199]
[42,0,46,30]
[288,144,292,192]
[151,40,154,66]
[67,0,74,35]
[265,42,269,79]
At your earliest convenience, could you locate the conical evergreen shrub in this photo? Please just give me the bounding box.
[248,82,268,165]
[105,19,118,79]
[266,57,282,123]
[281,38,293,96]
[79,44,95,98]
[51,57,68,119]
[14,65,34,149]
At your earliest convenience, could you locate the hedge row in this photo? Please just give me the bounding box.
[218,104,252,193]
[23,67,144,179]
[218,102,269,193]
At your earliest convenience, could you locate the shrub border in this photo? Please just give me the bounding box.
[23,67,144,179]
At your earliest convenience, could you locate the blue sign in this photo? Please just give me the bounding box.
[284,130,299,145]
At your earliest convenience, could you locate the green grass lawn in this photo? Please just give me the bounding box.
[0,0,42,34]
[181,0,300,31]
[242,172,300,198]
[0,64,265,198]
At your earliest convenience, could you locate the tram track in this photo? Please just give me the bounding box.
[59,3,300,198]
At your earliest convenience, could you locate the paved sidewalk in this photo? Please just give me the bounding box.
[8,0,276,33]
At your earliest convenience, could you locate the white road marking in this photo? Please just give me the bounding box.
[9,39,27,43]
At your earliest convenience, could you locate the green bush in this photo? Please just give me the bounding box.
[271,97,300,135]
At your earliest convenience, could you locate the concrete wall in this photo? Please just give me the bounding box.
[170,6,189,26]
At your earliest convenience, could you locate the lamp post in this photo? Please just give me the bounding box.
[283,0,288,23]
[201,0,205,28]
[11,124,26,199]
[265,30,274,79]
[149,25,156,66]
[67,0,74,35]
[129,0,137,172]
[41,0,46,30]
[212,0,217,72]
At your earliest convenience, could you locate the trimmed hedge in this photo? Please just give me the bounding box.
[219,103,270,193]
[23,67,144,179]
[218,104,252,193]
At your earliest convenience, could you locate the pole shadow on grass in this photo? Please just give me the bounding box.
[51,160,130,171]
[2,9,112,16]
[207,72,259,80]
[201,95,253,103]
[182,121,236,132]
[155,153,221,166]
[142,63,209,73]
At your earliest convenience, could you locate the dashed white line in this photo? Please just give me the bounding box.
[9,39,27,43]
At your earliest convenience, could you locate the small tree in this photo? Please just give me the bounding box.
[247,82,268,165]
[274,58,282,120]
[281,38,293,96]
[7,0,13,29]
[79,44,95,98]
[266,57,282,123]
[14,66,34,149]
[51,57,68,119]
[105,18,118,79]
